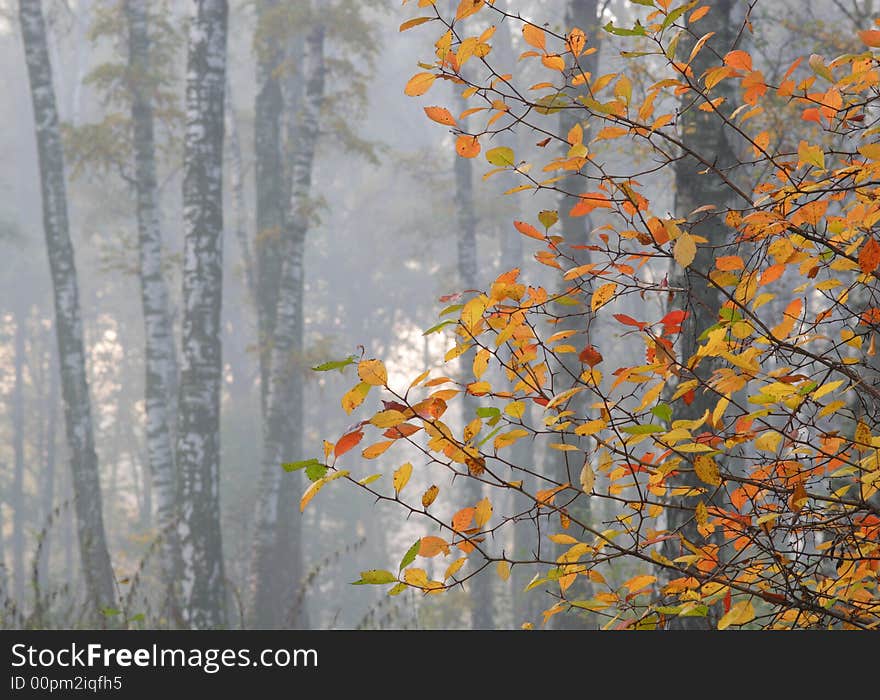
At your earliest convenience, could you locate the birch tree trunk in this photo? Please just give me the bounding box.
[660,0,739,630]
[251,20,324,630]
[125,0,180,600]
[18,0,118,619]
[38,327,59,590]
[11,304,26,605]
[177,0,229,629]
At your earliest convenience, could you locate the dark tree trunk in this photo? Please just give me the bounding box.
[177,0,229,629]
[251,21,324,630]
[18,0,117,619]
[253,0,286,418]
[660,0,739,630]
[125,0,180,598]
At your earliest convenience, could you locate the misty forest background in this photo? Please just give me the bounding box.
[0,0,870,629]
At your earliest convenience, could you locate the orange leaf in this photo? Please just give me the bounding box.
[522,24,546,51]
[858,29,880,47]
[419,536,450,557]
[579,345,603,367]
[424,105,456,126]
[567,28,586,57]
[758,263,784,287]
[514,220,545,240]
[334,430,363,459]
[452,507,475,531]
[724,50,752,72]
[405,72,436,96]
[569,192,612,217]
[860,236,880,275]
[455,0,483,21]
[715,255,744,271]
[456,134,481,158]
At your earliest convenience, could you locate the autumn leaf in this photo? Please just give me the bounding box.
[422,484,439,508]
[579,460,595,494]
[358,359,388,386]
[486,146,515,166]
[859,236,880,275]
[334,430,364,459]
[353,569,397,585]
[514,220,545,240]
[718,599,755,629]
[452,507,475,531]
[591,282,617,311]
[496,561,511,581]
[455,134,481,158]
[674,232,696,268]
[393,462,413,494]
[474,497,493,527]
[405,72,436,96]
[419,536,450,557]
[342,382,370,415]
[424,105,456,126]
[522,24,546,51]
[693,454,721,487]
[858,29,880,47]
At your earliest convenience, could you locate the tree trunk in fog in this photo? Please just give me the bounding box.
[177,0,229,630]
[225,83,256,302]
[253,0,286,418]
[251,20,324,630]
[38,331,59,590]
[452,87,493,629]
[11,304,26,604]
[18,0,118,619]
[0,503,7,597]
[125,0,181,603]
[541,0,601,631]
[660,0,738,630]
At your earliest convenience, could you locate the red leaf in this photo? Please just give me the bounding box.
[578,345,603,367]
[859,236,880,275]
[613,314,645,329]
[334,430,364,458]
[661,310,689,327]
[682,389,695,406]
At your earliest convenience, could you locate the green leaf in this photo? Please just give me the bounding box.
[476,406,501,419]
[352,569,397,585]
[534,93,569,115]
[661,2,694,31]
[312,355,357,372]
[679,604,709,617]
[101,607,121,617]
[652,404,672,423]
[388,582,408,596]
[399,539,420,572]
[604,20,646,36]
[282,458,323,473]
[621,423,664,434]
[306,463,328,482]
[486,146,515,167]
[423,319,456,335]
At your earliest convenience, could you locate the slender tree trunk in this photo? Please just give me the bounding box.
[253,0,286,417]
[251,20,324,630]
[38,330,59,589]
[660,0,739,630]
[11,304,26,605]
[18,0,117,620]
[177,0,229,630]
[225,82,256,301]
[0,502,7,597]
[125,0,181,600]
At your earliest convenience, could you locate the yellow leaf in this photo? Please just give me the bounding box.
[473,348,490,379]
[422,484,439,508]
[755,430,782,452]
[444,557,467,580]
[405,72,436,96]
[370,410,407,428]
[393,462,413,494]
[522,23,546,51]
[695,500,708,527]
[717,599,755,630]
[591,282,617,311]
[797,140,825,169]
[404,568,429,588]
[693,454,721,486]
[475,497,493,527]
[579,460,595,494]
[855,420,873,450]
[496,561,511,581]
[461,295,488,333]
[674,232,697,268]
[341,382,370,415]
[358,359,388,386]
[299,470,349,512]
